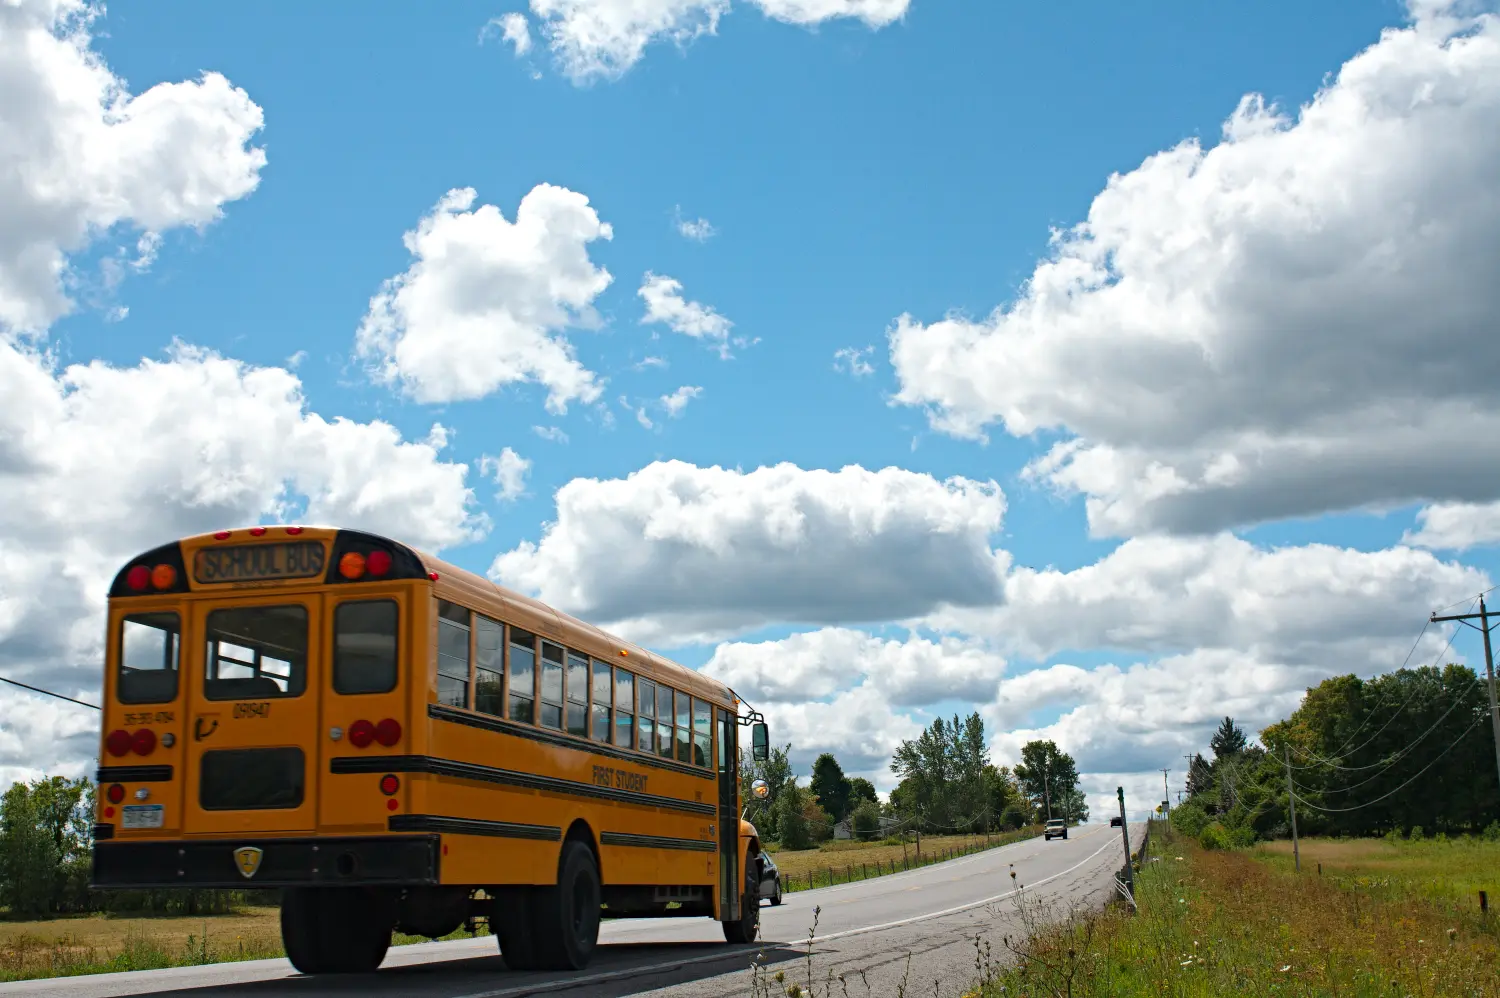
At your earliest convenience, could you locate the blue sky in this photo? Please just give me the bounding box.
[6,0,1500,813]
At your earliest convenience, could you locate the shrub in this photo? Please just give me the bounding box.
[1483,820,1500,842]
[999,804,1028,830]
[1171,799,1211,838]
[1198,822,1232,851]
[850,801,881,841]
[1409,825,1425,841]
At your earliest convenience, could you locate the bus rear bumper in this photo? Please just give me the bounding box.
[90,834,441,890]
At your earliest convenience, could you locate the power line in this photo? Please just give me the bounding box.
[1287,604,1470,772]
[1289,710,1487,814]
[0,674,99,710]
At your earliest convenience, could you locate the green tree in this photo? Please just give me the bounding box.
[1012,740,1081,823]
[810,753,853,822]
[850,800,882,841]
[740,742,794,836]
[773,781,812,850]
[0,776,92,915]
[890,711,993,831]
[1210,716,1248,760]
[847,777,878,807]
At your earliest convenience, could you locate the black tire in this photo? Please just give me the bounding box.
[722,872,759,944]
[531,841,602,971]
[770,884,782,906]
[491,887,539,971]
[281,887,394,975]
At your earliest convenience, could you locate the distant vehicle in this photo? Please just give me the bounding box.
[756,849,783,905]
[1110,816,1123,827]
[1043,818,1068,841]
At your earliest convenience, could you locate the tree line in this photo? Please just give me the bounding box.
[740,711,1089,850]
[1171,664,1500,848]
[0,775,268,917]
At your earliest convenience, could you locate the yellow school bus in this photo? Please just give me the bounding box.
[89,526,771,974]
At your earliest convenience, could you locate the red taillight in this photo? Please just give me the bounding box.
[375,718,402,746]
[428,572,439,581]
[106,729,131,756]
[348,719,375,748]
[379,774,400,795]
[125,566,150,592]
[249,526,266,536]
[366,550,392,577]
[286,526,303,535]
[131,728,157,755]
[106,784,125,804]
[213,530,231,540]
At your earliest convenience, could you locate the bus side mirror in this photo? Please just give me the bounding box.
[751,722,769,761]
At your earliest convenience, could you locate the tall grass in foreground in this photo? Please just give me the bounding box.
[977,825,1500,998]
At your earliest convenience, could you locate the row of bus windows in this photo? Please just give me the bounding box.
[436,600,714,768]
[115,602,398,705]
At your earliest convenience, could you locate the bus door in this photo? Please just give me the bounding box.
[317,589,409,830]
[183,593,322,834]
[716,708,739,920]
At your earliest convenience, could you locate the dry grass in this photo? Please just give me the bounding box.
[978,824,1500,998]
[1256,835,1500,909]
[768,828,1041,890]
[0,905,481,982]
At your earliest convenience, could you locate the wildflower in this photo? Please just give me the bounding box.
[1279,965,1291,972]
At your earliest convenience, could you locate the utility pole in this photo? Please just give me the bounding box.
[1043,756,1053,822]
[1431,595,1500,804]
[1183,754,1196,797]
[1116,786,1135,906]
[1161,768,1171,819]
[1283,743,1300,872]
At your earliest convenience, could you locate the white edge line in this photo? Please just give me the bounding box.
[452,831,1132,998]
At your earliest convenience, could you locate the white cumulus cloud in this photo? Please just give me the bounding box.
[661,384,702,417]
[888,1,1500,538]
[480,446,532,501]
[0,0,267,334]
[0,339,491,780]
[638,272,736,358]
[356,185,614,411]
[483,11,534,54]
[489,460,1008,645]
[525,0,910,84]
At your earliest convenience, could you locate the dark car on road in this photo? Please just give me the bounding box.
[756,849,783,905]
[1110,816,1122,827]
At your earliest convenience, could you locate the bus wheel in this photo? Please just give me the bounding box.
[722,876,760,944]
[491,888,539,971]
[282,887,394,974]
[533,841,601,970]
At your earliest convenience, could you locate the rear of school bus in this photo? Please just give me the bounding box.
[90,525,769,975]
[90,526,437,973]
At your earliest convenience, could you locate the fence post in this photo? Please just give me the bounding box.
[1481,890,1489,916]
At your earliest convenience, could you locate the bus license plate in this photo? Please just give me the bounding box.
[121,804,164,829]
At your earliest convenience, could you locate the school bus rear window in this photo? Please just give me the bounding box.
[117,612,180,705]
[333,600,398,695]
[204,605,308,700]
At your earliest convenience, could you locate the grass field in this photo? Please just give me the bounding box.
[976,824,1500,998]
[768,827,1042,891]
[0,906,479,982]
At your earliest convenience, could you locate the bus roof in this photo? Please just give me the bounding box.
[109,526,736,710]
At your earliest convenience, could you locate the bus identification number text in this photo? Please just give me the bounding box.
[233,702,271,718]
[592,765,648,794]
[124,710,174,725]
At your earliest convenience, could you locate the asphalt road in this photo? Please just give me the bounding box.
[5,822,1144,998]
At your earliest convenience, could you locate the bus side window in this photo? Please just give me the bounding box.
[674,689,692,764]
[612,668,633,747]
[474,616,503,716]
[590,659,611,741]
[656,683,674,759]
[692,698,711,767]
[637,678,656,753]
[333,600,398,695]
[539,642,564,729]
[436,600,470,709]
[566,651,588,737]
[118,612,181,705]
[508,628,536,723]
